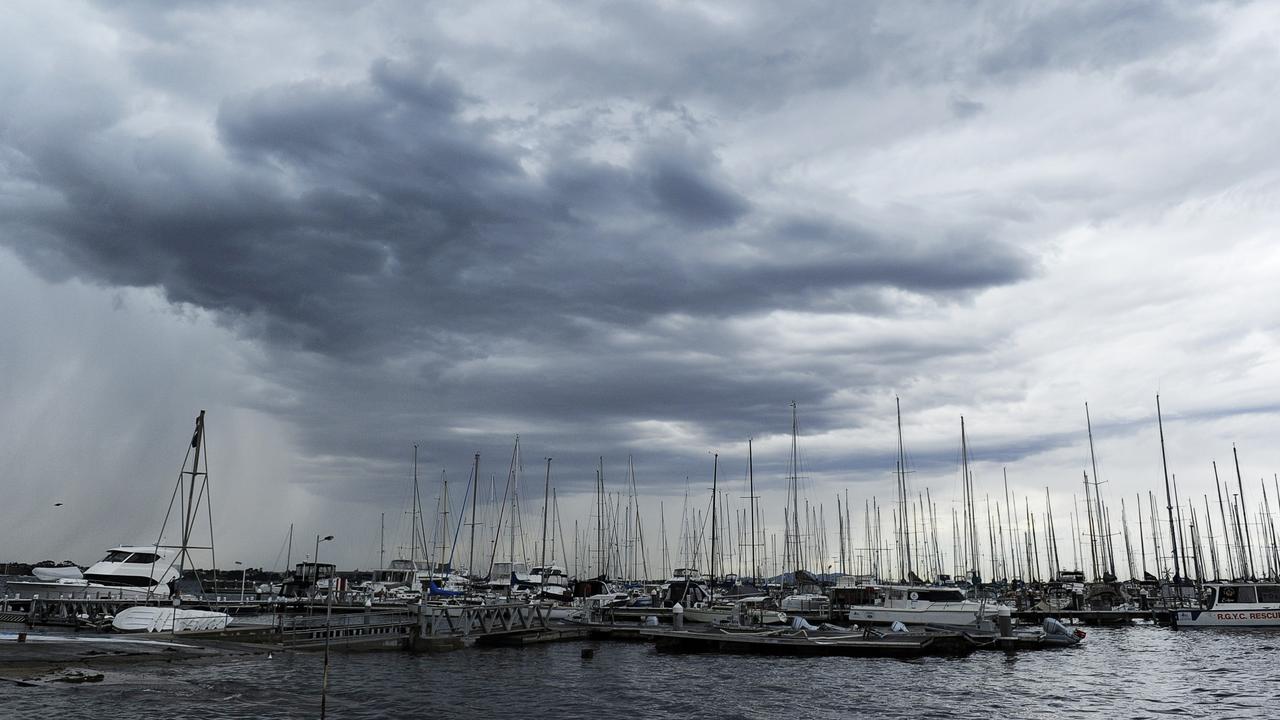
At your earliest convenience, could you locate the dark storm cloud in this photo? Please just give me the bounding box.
[6,1,1157,505]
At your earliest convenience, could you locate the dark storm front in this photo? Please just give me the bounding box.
[0,626,1274,719]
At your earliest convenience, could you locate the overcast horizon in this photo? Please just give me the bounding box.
[3,2,1280,579]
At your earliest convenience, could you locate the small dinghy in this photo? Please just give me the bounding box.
[111,606,231,633]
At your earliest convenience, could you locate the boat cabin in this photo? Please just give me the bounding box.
[82,546,179,589]
[892,587,967,603]
[1205,583,1280,608]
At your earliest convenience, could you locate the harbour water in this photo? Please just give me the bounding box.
[1,624,1276,719]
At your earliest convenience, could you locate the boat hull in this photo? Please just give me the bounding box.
[1174,609,1280,627]
[848,605,990,626]
[112,607,231,633]
[3,580,168,601]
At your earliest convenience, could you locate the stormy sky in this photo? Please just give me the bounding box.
[3,1,1280,577]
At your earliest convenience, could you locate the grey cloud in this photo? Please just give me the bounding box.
[0,5,1093,509]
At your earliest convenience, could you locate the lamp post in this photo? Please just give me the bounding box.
[314,535,334,598]
[317,534,335,719]
[235,561,246,602]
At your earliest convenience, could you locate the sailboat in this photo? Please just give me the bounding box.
[8,412,221,611]
[114,411,230,632]
[777,403,833,621]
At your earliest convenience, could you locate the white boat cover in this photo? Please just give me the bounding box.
[112,606,231,633]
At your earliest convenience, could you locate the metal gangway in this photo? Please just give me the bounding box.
[417,601,553,639]
[279,608,418,649]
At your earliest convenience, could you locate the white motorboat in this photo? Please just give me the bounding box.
[6,546,181,600]
[659,568,711,607]
[111,606,231,633]
[683,596,788,625]
[1174,582,1280,627]
[780,593,832,621]
[511,565,572,602]
[847,584,999,627]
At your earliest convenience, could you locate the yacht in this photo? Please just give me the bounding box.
[780,593,833,621]
[5,546,181,600]
[683,595,788,625]
[846,584,999,627]
[511,565,572,602]
[659,568,711,607]
[1174,582,1280,627]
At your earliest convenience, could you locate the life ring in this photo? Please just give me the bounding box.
[909,591,919,601]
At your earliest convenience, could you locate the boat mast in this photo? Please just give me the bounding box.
[1232,445,1255,579]
[1084,403,1113,578]
[787,402,804,576]
[540,457,551,592]
[411,445,419,576]
[1083,470,1099,581]
[597,458,605,578]
[1156,395,1182,583]
[896,397,911,580]
[467,453,479,579]
[440,470,449,570]
[748,438,757,584]
[1136,494,1146,578]
[710,453,719,584]
[1215,462,1234,579]
[960,416,975,583]
[1203,495,1219,580]
[1120,498,1135,581]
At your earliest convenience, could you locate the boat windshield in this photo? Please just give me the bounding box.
[126,553,161,564]
[102,551,132,563]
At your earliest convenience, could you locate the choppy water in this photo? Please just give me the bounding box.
[1,623,1277,719]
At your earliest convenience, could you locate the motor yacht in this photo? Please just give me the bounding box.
[5,546,181,600]
[847,584,999,627]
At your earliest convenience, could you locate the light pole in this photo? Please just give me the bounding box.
[234,561,246,602]
[314,535,334,599]
[317,534,335,720]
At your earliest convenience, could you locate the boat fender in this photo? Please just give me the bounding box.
[1073,629,1086,639]
[890,621,908,634]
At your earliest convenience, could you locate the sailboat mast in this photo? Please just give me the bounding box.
[897,397,911,578]
[179,410,206,575]
[540,457,552,591]
[1232,446,1255,579]
[1083,471,1099,581]
[411,445,419,574]
[959,416,973,581]
[1137,494,1146,578]
[710,453,719,583]
[1156,395,1182,583]
[1215,462,1234,578]
[749,438,757,584]
[467,453,479,579]
[1084,403,1110,577]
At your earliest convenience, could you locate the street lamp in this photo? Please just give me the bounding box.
[316,534,336,720]
[234,561,246,602]
[314,535,335,596]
